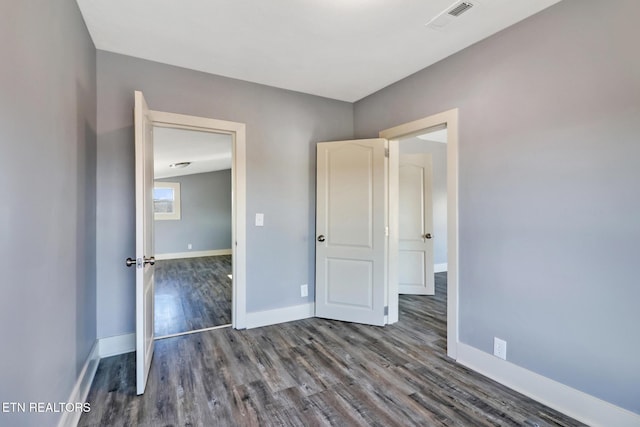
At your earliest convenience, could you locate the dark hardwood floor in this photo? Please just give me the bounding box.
[154,255,232,337]
[80,273,583,426]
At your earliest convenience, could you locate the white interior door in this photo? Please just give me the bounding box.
[398,153,434,295]
[315,138,388,326]
[134,90,155,395]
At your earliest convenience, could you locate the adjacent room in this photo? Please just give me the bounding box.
[152,127,234,337]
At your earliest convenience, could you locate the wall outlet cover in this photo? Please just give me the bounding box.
[494,337,507,360]
[300,284,308,297]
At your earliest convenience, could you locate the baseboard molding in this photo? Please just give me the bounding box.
[98,333,136,358]
[155,249,232,261]
[457,342,640,427]
[434,263,448,273]
[246,303,315,329]
[57,341,100,427]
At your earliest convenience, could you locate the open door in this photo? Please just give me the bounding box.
[134,90,155,395]
[315,138,388,326]
[398,153,435,295]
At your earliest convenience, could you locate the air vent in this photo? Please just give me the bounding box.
[448,1,474,17]
[426,1,478,30]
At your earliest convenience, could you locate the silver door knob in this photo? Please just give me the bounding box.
[424,233,433,239]
[125,257,155,267]
[317,235,325,242]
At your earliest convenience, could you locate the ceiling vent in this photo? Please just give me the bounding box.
[448,2,474,17]
[426,1,477,30]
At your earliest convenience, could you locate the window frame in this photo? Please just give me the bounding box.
[153,181,181,220]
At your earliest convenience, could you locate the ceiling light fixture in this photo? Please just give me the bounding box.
[169,162,191,169]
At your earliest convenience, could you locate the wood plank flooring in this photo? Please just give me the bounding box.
[81,273,583,426]
[154,256,232,337]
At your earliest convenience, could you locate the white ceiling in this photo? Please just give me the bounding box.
[154,127,232,179]
[76,0,561,102]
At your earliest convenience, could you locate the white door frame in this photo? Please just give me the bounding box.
[150,110,247,329]
[380,108,459,359]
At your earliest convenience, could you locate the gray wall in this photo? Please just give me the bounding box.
[0,1,97,427]
[400,138,447,265]
[155,170,232,254]
[354,0,640,414]
[96,51,353,338]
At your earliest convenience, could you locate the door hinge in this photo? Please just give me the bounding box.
[385,226,389,237]
[384,148,389,158]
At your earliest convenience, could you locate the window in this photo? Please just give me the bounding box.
[154,182,181,220]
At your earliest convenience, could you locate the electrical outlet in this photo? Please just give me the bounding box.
[188,243,192,250]
[300,284,308,297]
[255,213,264,226]
[494,337,507,360]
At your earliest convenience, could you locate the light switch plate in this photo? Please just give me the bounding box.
[255,213,264,226]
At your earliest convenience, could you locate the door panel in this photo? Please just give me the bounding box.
[326,259,374,308]
[399,164,425,240]
[399,153,434,295]
[327,144,374,248]
[398,250,425,286]
[316,139,387,326]
[134,90,155,395]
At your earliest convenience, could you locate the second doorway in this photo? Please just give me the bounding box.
[152,126,233,337]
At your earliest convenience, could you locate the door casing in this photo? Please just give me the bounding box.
[380,108,459,359]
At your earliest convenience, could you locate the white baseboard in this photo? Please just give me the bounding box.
[457,342,640,427]
[57,341,100,427]
[434,263,448,273]
[246,303,315,329]
[155,249,232,261]
[98,333,136,358]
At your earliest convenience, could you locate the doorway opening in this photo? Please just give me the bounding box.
[149,110,247,333]
[381,108,459,359]
[396,125,448,296]
[152,127,234,339]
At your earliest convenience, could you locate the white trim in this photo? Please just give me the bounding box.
[150,110,247,329]
[155,249,232,260]
[380,108,459,359]
[232,122,247,329]
[387,140,399,324]
[56,341,100,427]
[246,303,315,329]
[457,343,640,427]
[98,333,136,358]
[155,324,231,340]
[434,262,448,273]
